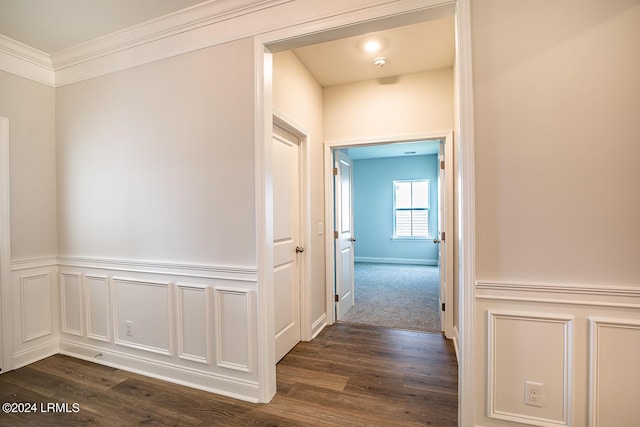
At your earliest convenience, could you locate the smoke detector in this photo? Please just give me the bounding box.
[373,57,387,68]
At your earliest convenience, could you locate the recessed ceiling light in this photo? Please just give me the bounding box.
[363,40,381,53]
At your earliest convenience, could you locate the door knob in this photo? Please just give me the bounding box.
[433,239,440,244]
[349,237,357,242]
[295,246,304,253]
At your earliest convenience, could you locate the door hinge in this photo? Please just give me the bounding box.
[440,160,445,169]
[333,167,338,176]
[442,302,445,312]
[334,231,338,239]
[441,231,445,243]
[335,294,339,302]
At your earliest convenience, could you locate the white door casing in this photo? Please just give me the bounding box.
[334,150,355,320]
[272,123,302,362]
[0,117,10,374]
[438,133,454,338]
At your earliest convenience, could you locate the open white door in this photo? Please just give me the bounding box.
[437,134,454,338]
[273,123,302,362]
[334,150,355,320]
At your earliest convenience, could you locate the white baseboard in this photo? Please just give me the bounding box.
[311,313,327,339]
[12,339,59,369]
[354,257,438,266]
[452,326,459,364]
[58,340,261,403]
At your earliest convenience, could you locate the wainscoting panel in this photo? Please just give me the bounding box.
[487,310,573,427]
[60,272,83,336]
[21,273,53,343]
[214,287,253,372]
[477,281,640,427]
[112,277,172,356]
[176,284,210,364]
[589,318,640,427]
[84,274,111,342]
[12,257,263,402]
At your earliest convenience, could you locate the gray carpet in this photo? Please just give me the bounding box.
[341,263,441,333]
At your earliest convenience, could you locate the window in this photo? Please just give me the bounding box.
[393,180,429,238]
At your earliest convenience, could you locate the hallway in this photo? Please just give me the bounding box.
[0,323,458,426]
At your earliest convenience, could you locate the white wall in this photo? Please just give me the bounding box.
[323,68,453,142]
[0,71,57,260]
[0,71,59,370]
[56,40,257,266]
[472,1,640,425]
[272,51,326,336]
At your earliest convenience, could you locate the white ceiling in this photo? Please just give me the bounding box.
[346,140,441,160]
[0,0,206,53]
[292,17,454,88]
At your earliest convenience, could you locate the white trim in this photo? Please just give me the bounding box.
[441,131,455,339]
[476,281,640,308]
[0,35,55,86]
[455,0,476,425]
[58,256,256,281]
[487,310,573,427]
[52,0,292,86]
[477,281,640,297]
[452,325,460,363]
[11,257,58,271]
[58,339,262,403]
[254,39,276,403]
[311,313,327,339]
[324,131,452,326]
[213,286,254,373]
[84,274,111,343]
[0,117,10,373]
[175,283,211,364]
[354,256,438,266]
[111,277,173,356]
[59,272,84,337]
[273,109,314,343]
[588,317,640,427]
[20,273,53,343]
[12,339,58,369]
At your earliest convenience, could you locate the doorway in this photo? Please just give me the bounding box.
[326,134,454,337]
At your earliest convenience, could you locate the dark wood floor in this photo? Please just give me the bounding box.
[0,323,458,426]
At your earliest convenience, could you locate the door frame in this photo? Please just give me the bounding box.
[323,132,453,333]
[273,109,313,342]
[254,1,476,422]
[0,117,11,374]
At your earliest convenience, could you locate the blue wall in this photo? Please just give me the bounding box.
[352,155,439,264]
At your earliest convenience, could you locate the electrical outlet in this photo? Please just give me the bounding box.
[525,381,544,407]
[125,320,134,337]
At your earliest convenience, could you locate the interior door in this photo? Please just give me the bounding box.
[273,124,301,362]
[334,150,355,320]
[437,136,454,336]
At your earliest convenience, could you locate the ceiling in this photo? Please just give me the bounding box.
[292,17,454,88]
[0,0,206,53]
[346,140,441,160]
[0,1,453,160]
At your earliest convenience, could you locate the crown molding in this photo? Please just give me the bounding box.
[0,35,54,87]
[51,0,293,86]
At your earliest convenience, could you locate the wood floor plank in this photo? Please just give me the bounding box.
[0,322,458,426]
[276,364,349,391]
[28,354,129,391]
